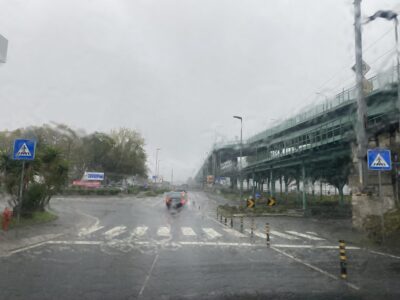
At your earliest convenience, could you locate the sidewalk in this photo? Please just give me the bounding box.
[0,200,94,257]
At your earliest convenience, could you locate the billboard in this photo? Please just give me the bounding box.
[83,172,104,181]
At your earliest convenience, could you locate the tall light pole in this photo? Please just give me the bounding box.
[155,148,161,183]
[354,0,368,191]
[233,115,243,207]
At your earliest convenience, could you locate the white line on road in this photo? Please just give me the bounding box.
[180,241,255,247]
[370,250,400,260]
[138,253,159,298]
[271,246,360,291]
[271,230,299,240]
[133,226,148,237]
[157,226,170,237]
[4,242,48,257]
[104,226,127,239]
[181,227,196,236]
[47,241,102,245]
[273,244,360,250]
[202,228,222,239]
[306,231,318,235]
[222,227,247,238]
[79,225,104,237]
[286,231,325,241]
[244,229,269,239]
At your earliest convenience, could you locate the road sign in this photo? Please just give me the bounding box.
[267,197,276,206]
[83,172,104,181]
[367,149,392,171]
[13,139,36,160]
[351,59,370,76]
[247,198,255,208]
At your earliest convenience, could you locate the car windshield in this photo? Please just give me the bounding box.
[1,1,400,299]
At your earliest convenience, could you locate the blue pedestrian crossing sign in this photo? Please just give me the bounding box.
[367,149,391,171]
[13,139,36,160]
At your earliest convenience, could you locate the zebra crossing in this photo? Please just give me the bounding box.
[80,224,327,244]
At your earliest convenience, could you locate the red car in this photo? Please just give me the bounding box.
[165,191,188,210]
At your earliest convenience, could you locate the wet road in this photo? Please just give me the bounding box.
[1,191,400,299]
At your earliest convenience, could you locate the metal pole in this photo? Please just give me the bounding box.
[171,168,173,186]
[155,148,160,183]
[395,19,400,147]
[378,170,385,243]
[354,0,368,191]
[239,118,243,207]
[17,161,25,224]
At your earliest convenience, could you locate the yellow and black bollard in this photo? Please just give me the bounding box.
[339,240,347,279]
[240,217,244,233]
[265,223,270,246]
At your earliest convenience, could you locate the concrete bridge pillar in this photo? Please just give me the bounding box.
[270,169,276,197]
[301,164,308,211]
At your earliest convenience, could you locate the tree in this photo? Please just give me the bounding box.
[0,145,68,213]
[109,128,147,179]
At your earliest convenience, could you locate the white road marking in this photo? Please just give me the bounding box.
[181,227,196,236]
[79,225,104,237]
[370,250,400,260]
[104,226,127,239]
[286,231,325,241]
[157,226,170,237]
[271,230,299,240]
[271,246,360,291]
[306,231,318,235]
[202,228,222,239]
[244,229,269,239]
[138,253,159,297]
[180,241,254,247]
[4,242,48,257]
[77,211,101,237]
[132,226,148,237]
[222,227,247,238]
[273,244,360,250]
[47,241,102,245]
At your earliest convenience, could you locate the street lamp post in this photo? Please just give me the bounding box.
[155,148,161,183]
[233,115,243,207]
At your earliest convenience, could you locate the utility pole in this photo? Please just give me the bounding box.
[354,0,368,191]
[171,168,173,186]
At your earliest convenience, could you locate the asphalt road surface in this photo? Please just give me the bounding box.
[1,191,400,299]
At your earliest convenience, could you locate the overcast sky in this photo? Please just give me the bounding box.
[0,0,399,182]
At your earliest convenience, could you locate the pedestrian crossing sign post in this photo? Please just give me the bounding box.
[367,149,391,171]
[367,148,391,244]
[13,139,36,161]
[12,139,36,224]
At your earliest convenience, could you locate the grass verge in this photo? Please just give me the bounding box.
[0,211,58,230]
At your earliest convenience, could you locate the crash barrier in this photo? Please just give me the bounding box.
[339,240,347,279]
[2,208,13,231]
